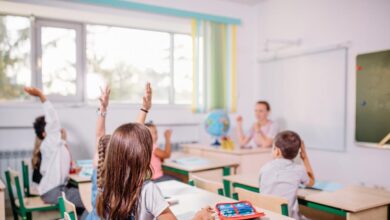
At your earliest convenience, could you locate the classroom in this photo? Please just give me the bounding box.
[0,0,389,219]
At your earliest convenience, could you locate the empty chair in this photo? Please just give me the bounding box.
[188,174,224,196]
[58,192,78,220]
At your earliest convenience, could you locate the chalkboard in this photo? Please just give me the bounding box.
[356,50,390,144]
[258,48,347,151]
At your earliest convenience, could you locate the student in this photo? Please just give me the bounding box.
[96,123,213,220]
[24,87,85,214]
[145,122,173,182]
[236,101,279,148]
[87,83,152,220]
[259,131,315,219]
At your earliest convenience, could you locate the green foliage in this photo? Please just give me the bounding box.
[0,16,30,101]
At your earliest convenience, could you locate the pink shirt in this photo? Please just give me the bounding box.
[151,144,163,180]
[248,120,279,148]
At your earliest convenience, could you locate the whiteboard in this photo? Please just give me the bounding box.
[258,48,347,151]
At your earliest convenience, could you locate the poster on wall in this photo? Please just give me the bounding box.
[356,49,390,148]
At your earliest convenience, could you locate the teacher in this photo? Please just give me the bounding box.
[236,101,279,148]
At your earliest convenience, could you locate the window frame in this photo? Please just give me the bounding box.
[35,18,85,102]
[0,14,192,106]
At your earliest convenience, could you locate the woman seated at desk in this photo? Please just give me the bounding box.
[236,101,278,148]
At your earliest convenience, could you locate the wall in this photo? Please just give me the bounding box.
[256,0,390,189]
[0,0,258,159]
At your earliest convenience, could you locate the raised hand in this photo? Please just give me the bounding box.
[24,87,46,102]
[142,82,152,111]
[164,129,172,141]
[193,206,215,220]
[98,86,111,110]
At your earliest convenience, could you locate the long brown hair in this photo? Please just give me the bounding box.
[96,123,153,220]
[31,137,42,169]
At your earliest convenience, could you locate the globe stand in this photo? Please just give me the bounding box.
[212,138,221,146]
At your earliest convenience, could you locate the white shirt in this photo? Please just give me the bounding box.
[38,101,71,195]
[138,181,169,220]
[259,158,309,219]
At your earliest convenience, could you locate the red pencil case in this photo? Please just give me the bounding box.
[215,201,265,220]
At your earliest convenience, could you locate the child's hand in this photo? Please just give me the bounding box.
[24,86,43,97]
[142,82,152,111]
[192,206,215,220]
[300,141,307,160]
[254,122,261,133]
[236,116,243,125]
[98,86,111,110]
[164,129,172,140]
[24,86,46,102]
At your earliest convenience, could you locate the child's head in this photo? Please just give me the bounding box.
[97,123,153,219]
[255,101,270,121]
[145,121,158,144]
[273,130,301,160]
[33,116,46,140]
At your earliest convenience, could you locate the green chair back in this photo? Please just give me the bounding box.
[21,160,33,197]
[58,192,77,220]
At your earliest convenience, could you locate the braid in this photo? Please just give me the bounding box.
[97,135,111,192]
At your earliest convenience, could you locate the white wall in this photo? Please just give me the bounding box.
[0,0,258,159]
[255,0,390,189]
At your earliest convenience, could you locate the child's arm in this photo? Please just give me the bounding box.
[154,129,172,159]
[24,87,60,137]
[93,86,110,167]
[236,116,251,146]
[300,141,315,187]
[136,82,152,124]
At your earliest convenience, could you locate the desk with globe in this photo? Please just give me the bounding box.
[162,110,273,187]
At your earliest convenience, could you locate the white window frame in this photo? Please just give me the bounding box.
[0,14,192,106]
[35,18,85,102]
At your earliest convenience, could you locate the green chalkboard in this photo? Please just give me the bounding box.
[356,50,390,143]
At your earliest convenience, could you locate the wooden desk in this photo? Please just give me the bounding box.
[162,152,239,194]
[156,180,294,220]
[223,174,390,220]
[0,180,5,220]
[69,175,93,212]
[181,144,273,174]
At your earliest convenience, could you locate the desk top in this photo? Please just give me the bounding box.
[163,152,239,172]
[223,174,390,212]
[181,143,272,155]
[69,174,91,183]
[156,180,293,220]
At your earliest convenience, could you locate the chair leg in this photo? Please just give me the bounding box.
[26,212,33,220]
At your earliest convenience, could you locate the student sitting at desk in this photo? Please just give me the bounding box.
[24,87,85,216]
[87,83,152,220]
[145,122,173,182]
[259,131,315,219]
[236,101,278,148]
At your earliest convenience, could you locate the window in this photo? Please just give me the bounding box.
[36,20,83,101]
[0,15,193,105]
[86,25,193,104]
[0,15,31,101]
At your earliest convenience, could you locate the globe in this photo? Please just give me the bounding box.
[205,110,230,145]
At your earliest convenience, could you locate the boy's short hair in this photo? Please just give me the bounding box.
[274,130,301,159]
[33,116,46,140]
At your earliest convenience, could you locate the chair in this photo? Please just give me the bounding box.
[233,187,289,216]
[21,160,39,197]
[5,169,58,220]
[188,175,224,196]
[58,192,77,220]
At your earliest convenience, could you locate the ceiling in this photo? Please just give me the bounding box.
[217,0,264,5]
